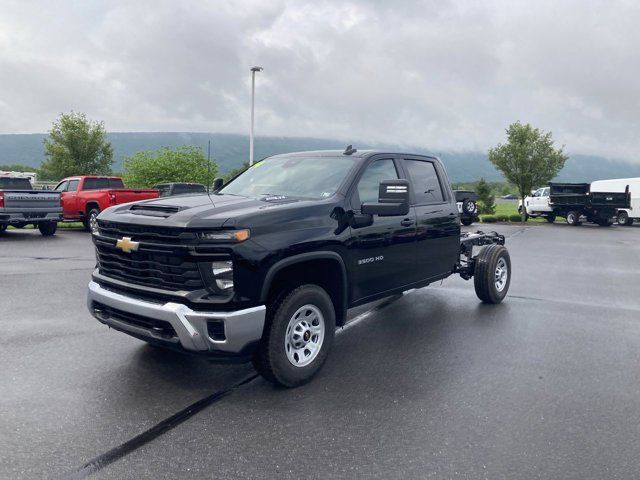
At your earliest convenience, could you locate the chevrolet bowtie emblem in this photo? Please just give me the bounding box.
[115,236,139,253]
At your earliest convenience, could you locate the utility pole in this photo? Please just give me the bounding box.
[249,66,263,165]
[207,139,211,193]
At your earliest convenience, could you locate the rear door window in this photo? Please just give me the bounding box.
[404,159,444,204]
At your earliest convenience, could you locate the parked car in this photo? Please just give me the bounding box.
[519,183,631,226]
[87,148,511,387]
[453,190,478,225]
[153,182,207,197]
[590,177,640,226]
[55,176,159,233]
[502,194,518,200]
[0,175,62,236]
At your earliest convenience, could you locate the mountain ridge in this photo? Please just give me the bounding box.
[1,132,639,183]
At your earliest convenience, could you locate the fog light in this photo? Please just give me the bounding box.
[212,260,233,290]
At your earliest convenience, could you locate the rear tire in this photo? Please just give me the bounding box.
[253,284,336,388]
[85,208,100,233]
[474,245,511,304]
[0,224,7,233]
[38,221,57,236]
[461,217,473,226]
[566,211,581,226]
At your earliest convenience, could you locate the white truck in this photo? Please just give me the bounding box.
[517,187,556,223]
[590,177,640,226]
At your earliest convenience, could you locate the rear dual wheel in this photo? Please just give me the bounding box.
[253,285,336,388]
[566,211,581,226]
[474,245,511,304]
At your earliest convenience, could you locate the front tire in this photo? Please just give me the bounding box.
[617,211,633,226]
[38,221,57,236]
[253,285,336,388]
[474,245,511,304]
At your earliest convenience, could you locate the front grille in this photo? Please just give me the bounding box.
[96,245,204,291]
[93,302,177,339]
[97,220,197,245]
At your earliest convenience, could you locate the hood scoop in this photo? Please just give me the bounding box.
[129,203,182,217]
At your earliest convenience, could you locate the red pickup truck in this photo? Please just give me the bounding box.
[54,176,159,232]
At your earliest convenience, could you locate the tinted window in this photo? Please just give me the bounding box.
[154,185,171,197]
[356,159,399,204]
[404,160,444,204]
[67,180,79,192]
[83,178,125,190]
[0,177,33,190]
[173,184,206,195]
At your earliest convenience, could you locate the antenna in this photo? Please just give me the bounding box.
[343,145,357,155]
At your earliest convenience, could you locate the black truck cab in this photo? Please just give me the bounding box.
[87,149,510,386]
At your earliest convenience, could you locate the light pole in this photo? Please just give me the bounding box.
[249,66,263,165]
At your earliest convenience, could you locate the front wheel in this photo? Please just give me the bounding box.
[474,245,511,304]
[38,221,58,236]
[253,285,336,387]
[617,211,633,226]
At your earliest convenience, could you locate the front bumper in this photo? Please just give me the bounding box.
[87,280,266,356]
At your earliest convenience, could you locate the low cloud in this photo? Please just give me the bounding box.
[1,0,639,162]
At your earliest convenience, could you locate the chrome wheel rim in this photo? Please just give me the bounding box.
[89,213,99,234]
[568,213,575,223]
[285,304,325,368]
[494,257,508,292]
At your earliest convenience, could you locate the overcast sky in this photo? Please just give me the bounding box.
[1,0,639,161]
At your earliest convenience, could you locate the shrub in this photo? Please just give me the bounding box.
[481,215,497,223]
[496,214,509,222]
[509,214,523,222]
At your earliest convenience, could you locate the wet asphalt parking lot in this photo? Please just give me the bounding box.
[1,222,640,479]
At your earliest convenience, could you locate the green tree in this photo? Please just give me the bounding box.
[476,177,496,214]
[488,122,568,219]
[123,146,217,188]
[222,162,249,183]
[40,112,113,180]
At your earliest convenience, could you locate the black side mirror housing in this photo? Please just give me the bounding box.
[212,177,224,191]
[361,179,410,216]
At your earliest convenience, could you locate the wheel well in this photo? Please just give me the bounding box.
[265,258,347,326]
[86,202,100,215]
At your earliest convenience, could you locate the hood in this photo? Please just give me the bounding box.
[101,193,306,229]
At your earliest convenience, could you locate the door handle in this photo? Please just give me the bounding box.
[400,218,415,227]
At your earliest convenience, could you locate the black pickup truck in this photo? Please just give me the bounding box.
[87,148,511,387]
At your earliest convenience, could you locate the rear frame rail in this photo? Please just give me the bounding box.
[455,230,505,280]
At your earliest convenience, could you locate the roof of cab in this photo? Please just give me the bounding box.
[265,149,439,161]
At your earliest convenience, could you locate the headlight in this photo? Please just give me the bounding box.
[212,260,233,290]
[197,229,250,242]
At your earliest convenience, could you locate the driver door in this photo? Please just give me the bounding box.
[347,157,417,303]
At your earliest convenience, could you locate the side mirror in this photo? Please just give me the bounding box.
[361,179,410,216]
[212,177,224,191]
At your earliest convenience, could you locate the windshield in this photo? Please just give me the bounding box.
[219,156,358,199]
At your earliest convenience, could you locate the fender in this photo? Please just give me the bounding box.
[260,251,349,322]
